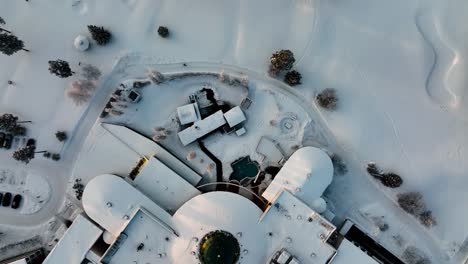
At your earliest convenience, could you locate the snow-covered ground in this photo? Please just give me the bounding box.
[1,0,467,263]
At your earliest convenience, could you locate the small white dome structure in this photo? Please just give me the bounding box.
[74,35,90,51]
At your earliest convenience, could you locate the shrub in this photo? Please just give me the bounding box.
[80,63,101,80]
[51,153,61,161]
[316,88,338,110]
[66,88,91,106]
[157,26,169,38]
[419,210,437,228]
[331,154,348,176]
[269,50,295,76]
[366,163,383,178]
[147,69,164,84]
[71,80,96,93]
[87,25,111,45]
[284,70,302,86]
[380,173,403,188]
[55,131,67,142]
[402,246,431,264]
[397,192,425,216]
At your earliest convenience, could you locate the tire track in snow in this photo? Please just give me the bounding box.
[415,11,460,109]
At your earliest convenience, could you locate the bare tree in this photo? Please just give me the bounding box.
[80,63,101,80]
[316,88,338,110]
[71,80,96,93]
[419,210,437,228]
[402,246,431,264]
[66,88,91,106]
[147,68,164,84]
[397,192,426,216]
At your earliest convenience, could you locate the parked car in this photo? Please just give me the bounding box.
[11,194,22,209]
[26,138,36,147]
[3,134,13,149]
[0,132,5,148]
[2,192,12,207]
[0,193,3,205]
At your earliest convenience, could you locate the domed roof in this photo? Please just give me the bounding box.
[198,230,240,264]
[74,35,90,51]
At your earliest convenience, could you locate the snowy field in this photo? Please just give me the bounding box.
[1,0,467,263]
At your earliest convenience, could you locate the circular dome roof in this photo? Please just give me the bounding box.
[198,230,240,264]
[74,35,89,51]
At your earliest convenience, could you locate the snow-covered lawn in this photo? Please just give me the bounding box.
[1,0,467,263]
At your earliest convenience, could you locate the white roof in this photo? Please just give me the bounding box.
[262,147,333,206]
[235,127,246,136]
[82,174,174,237]
[178,110,226,146]
[332,239,379,264]
[224,106,246,127]
[133,157,200,213]
[102,123,201,185]
[177,103,199,125]
[74,35,89,51]
[73,123,142,183]
[101,208,178,264]
[256,136,284,164]
[43,215,103,264]
[169,191,266,263]
[260,191,337,264]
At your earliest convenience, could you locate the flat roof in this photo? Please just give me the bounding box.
[133,157,201,213]
[43,215,103,264]
[82,174,175,237]
[177,103,199,125]
[101,208,179,264]
[178,110,226,146]
[260,191,337,263]
[224,106,246,127]
[102,123,202,185]
[332,239,379,264]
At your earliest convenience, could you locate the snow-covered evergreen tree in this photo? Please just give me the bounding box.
[0,33,28,55]
[48,60,74,78]
[87,25,112,45]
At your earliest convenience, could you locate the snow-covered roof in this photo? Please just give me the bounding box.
[178,110,226,145]
[332,239,379,264]
[74,35,89,51]
[223,106,246,127]
[43,215,103,264]
[82,174,175,237]
[259,191,337,264]
[101,208,178,264]
[177,103,199,125]
[133,157,201,213]
[102,123,202,185]
[262,147,333,206]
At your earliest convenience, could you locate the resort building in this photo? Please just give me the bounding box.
[42,123,379,264]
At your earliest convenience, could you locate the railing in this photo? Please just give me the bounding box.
[197,182,269,210]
